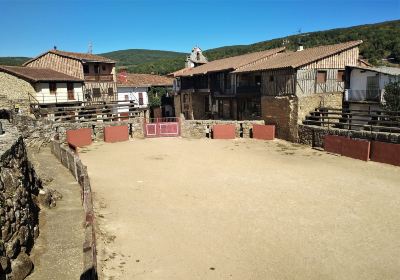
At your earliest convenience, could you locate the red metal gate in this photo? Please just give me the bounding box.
[144,117,180,138]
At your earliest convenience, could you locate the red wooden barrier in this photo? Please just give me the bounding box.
[324,135,345,155]
[252,124,275,140]
[370,141,400,166]
[213,124,235,139]
[104,125,129,143]
[324,135,370,161]
[66,128,92,148]
[341,138,370,161]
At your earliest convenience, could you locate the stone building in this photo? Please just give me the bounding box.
[0,65,83,114]
[23,49,117,102]
[233,40,363,140]
[173,47,285,120]
[185,46,208,68]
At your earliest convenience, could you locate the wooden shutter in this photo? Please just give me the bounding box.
[67,83,74,100]
[316,71,327,84]
[138,92,144,105]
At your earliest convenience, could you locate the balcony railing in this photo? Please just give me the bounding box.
[345,89,383,103]
[84,74,114,82]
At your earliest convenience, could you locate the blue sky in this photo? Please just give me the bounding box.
[0,0,399,56]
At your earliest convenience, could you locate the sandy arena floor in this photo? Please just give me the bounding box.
[80,138,400,280]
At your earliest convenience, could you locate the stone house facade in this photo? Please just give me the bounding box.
[172,47,286,120]
[0,66,83,115]
[233,40,362,141]
[23,49,117,102]
[172,41,362,141]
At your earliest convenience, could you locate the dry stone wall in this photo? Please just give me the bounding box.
[0,72,33,115]
[181,120,264,138]
[0,123,42,279]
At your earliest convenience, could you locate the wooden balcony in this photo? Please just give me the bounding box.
[84,74,114,82]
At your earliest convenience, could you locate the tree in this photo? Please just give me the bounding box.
[383,79,400,111]
[148,87,167,108]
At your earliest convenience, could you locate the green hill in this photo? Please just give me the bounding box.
[99,49,186,70]
[0,57,31,66]
[128,20,400,75]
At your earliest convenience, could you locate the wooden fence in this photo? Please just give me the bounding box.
[303,107,400,134]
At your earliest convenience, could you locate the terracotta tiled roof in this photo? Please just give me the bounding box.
[176,47,286,77]
[234,41,363,73]
[0,65,83,82]
[117,73,173,87]
[23,49,115,65]
[167,67,192,77]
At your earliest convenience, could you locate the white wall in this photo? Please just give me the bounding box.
[117,86,149,108]
[35,82,83,104]
[350,68,397,91]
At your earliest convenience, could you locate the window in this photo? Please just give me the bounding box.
[49,82,57,94]
[124,95,129,101]
[92,88,101,97]
[337,70,345,82]
[255,75,262,85]
[94,64,100,74]
[196,52,200,61]
[269,75,274,82]
[102,65,106,71]
[316,71,327,84]
[107,87,114,96]
[67,83,74,100]
[138,92,144,105]
[83,65,89,74]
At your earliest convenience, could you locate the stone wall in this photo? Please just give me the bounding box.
[11,115,145,147]
[181,119,264,138]
[261,95,298,141]
[0,123,42,279]
[297,92,342,124]
[261,93,343,142]
[298,124,400,147]
[0,72,34,115]
[51,140,97,279]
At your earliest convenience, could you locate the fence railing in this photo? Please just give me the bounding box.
[303,107,400,134]
[145,117,180,123]
[32,101,148,123]
[84,74,114,82]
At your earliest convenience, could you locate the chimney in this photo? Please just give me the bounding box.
[297,45,304,51]
[118,68,128,83]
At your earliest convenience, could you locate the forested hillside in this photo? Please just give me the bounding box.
[0,57,30,66]
[128,20,400,75]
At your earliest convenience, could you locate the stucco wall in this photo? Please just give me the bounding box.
[117,86,149,108]
[0,72,34,114]
[36,82,84,104]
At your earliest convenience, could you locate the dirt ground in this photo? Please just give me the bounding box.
[79,138,400,280]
